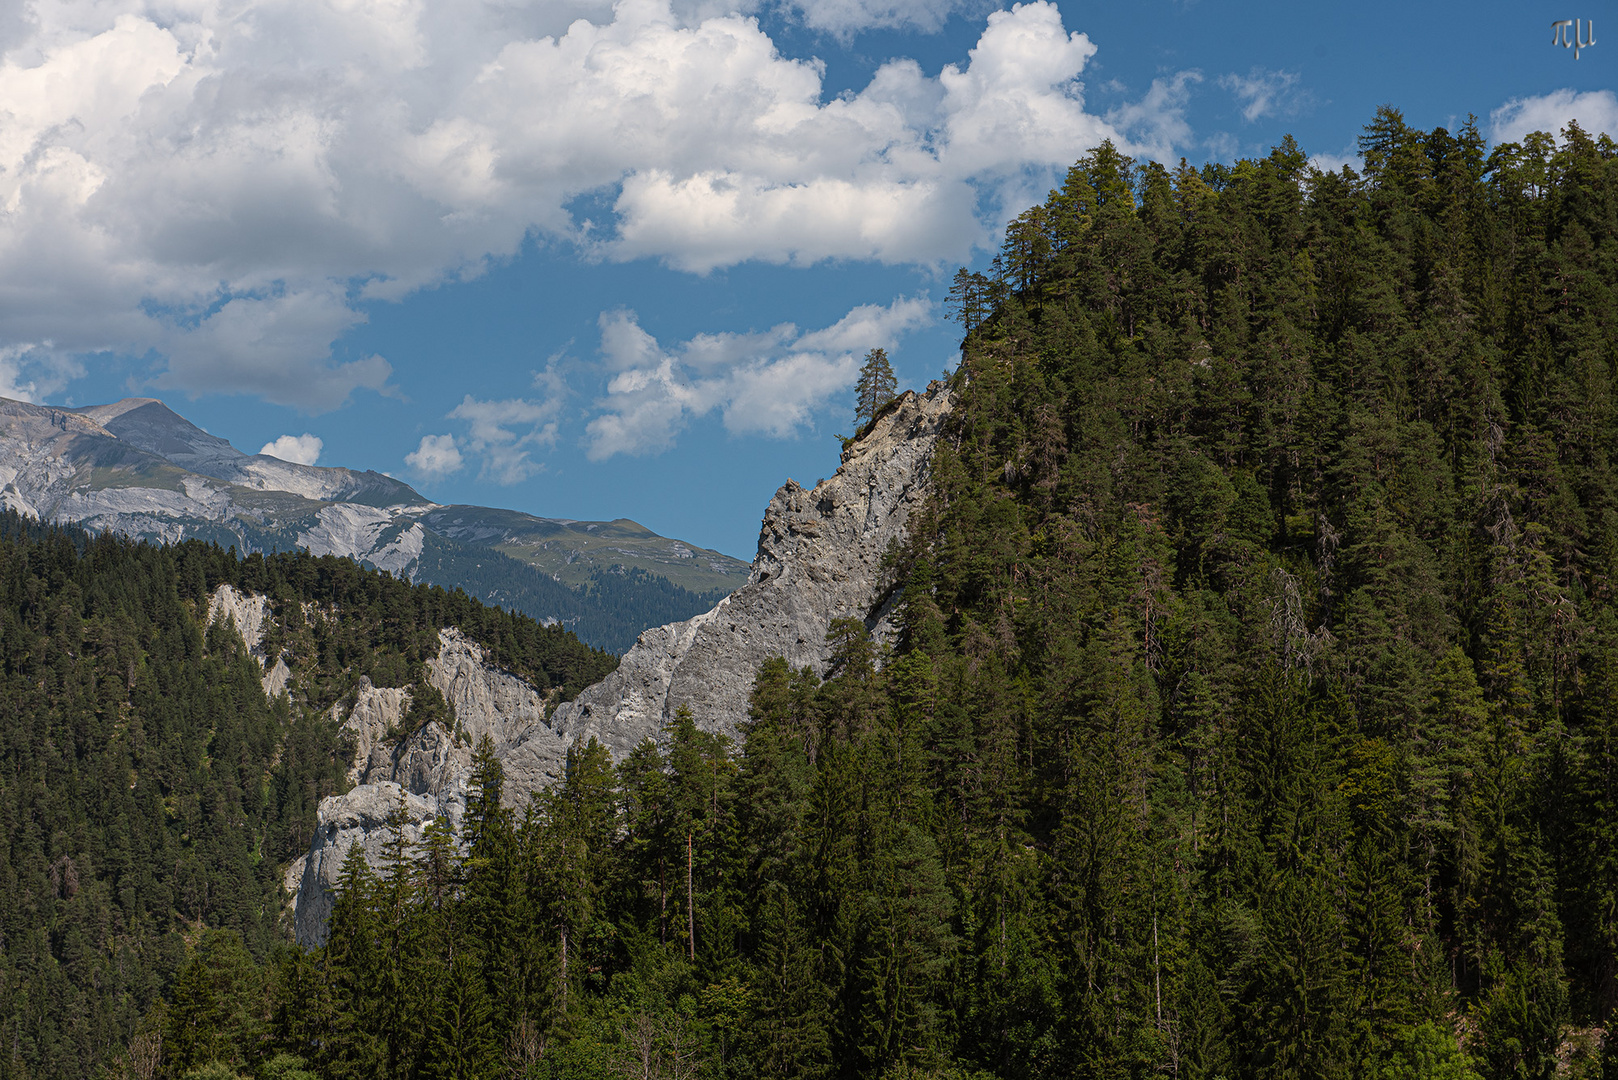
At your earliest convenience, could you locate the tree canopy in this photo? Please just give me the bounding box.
[18,105,1618,1080]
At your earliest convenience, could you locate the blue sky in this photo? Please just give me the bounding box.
[1,0,1612,560]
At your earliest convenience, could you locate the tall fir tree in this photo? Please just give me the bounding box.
[854,348,898,428]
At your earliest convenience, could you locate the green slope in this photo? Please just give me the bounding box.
[421,505,750,593]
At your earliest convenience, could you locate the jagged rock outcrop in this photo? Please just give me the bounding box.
[289,629,576,944]
[262,657,292,699]
[550,383,953,754]
[208,585,272,662]
[284,381,953,945]
[427,628,570,799]
[340,678,415,787]
[208,584,294,699]
[292,783,436,946]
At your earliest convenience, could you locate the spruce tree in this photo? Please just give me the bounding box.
[854,348,898,428]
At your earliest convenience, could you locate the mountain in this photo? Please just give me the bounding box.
[280,381,954,947]
[419,506,743,595]
[20,114,1618,1080]
[0,396,749,651]
[258,120,1618,1077]
[550,383,954,756]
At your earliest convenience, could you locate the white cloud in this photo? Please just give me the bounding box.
[446,394,561,484]
[0,345,83,404]
[1491,89,1618,144]
[155,290,393,410]
[0,0,1196,399]
[259,433,324,465]
[786,0,981,35]
[405,433,464,477]
[584,296,932,459]
[1309,148,1363,175]
[1105,72,1202,166]
[1218,68,1309,124]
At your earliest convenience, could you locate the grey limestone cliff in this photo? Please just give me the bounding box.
[291,783,437,946]
[202,585,579,944]
[271,380,953,945]
[289,628,578,944]
[208,585,295,699]
[550,383,953,754]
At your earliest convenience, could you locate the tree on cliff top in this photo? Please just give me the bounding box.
[854,348,897,428]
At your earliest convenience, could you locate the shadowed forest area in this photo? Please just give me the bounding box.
[0,515,614,1080]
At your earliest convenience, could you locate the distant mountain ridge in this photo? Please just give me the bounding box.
[0,396,749,651]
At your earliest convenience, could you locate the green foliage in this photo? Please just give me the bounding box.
[257,1054,320,1080]
[179,1063,243,1080]
[65,108,1618,1079]
[1380,1023,1484,1080]
[856,348,900,429]
[0,512,614,1080]
[164,931,267,1076]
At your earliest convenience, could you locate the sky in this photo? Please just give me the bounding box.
[0,0,1613,560]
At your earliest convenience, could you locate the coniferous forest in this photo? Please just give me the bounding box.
[8,107,1618,1079]
[0,513,614,1080]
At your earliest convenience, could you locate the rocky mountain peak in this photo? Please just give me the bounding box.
[549,381,954,755]
[282,379,954,944]
[71,398,242,473]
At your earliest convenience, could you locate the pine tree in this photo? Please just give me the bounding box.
[854,348,898,428]
[162,931,266,1077]
[747,881,832,1079]
[324,850,385,1080]
[462,734,523,1040]
[426,949,500,1080]
[538,738,617,1020]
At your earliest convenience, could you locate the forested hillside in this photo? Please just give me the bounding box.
[54,108,1618,1080]
[0,512,614,1080]
[410,532,729,656]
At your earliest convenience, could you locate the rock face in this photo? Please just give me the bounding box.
[208,585,272,661]
[292,783,437,946]
[201,586,575,945]
[339,679,415,787]
[428,628,571,798]
[279,381,954,945]
[550,383,953,754]
[208,585,295,699]
[289,628,577,945]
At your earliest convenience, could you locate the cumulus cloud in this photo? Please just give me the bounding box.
[0,0,1196,396]
[1218,68,1310,124]
[258,433,324,465]
[446,394,561,485]
[405,434,464,477]
[0,345,83,404]
[1491,89,1618,144]
[786,0,984,35]
[584,296,932,459]
[155,290,393,410]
